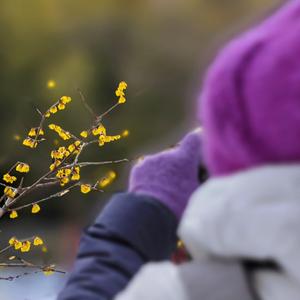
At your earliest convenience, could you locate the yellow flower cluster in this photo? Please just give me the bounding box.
[91,124,121,147]
[49,124,71,140]
[16,163,30,173]
[23,128,44,149]
[115,81,127,104]
[92,124,106,136]
[98,134,121,147]
[23,137,38,149]
[28,128,44,137]
[3,173,17,184]
[50,141,82,171]
[4,186,16,199]
[99,171,117,188]
[45,96,72,118]
[8,236,44,253]
[51,146,70,160]
[2,166,23,207]
[56,166,80,186]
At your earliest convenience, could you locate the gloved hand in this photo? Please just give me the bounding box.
[129,129,202,219]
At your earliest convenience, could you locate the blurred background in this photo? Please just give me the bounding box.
[0,0,281,298]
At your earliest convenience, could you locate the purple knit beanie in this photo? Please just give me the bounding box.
[200,0,300,176]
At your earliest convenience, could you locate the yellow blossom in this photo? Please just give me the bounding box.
[5,187,16,198]
[49,106,58,114]
[108,171,117,179]
[60,96,72,104]
[99,171,116,188]
[49,160,61,171]
[67,141,81,154]
[45,111,51,118]
[58,103,66,110]
[8,237,16,246]
[56,168,72,186]
[68,144,76,153]
[23,138,38,149]
[119,81,128,90]
[56,168,72,179]
[115,89,125,97]
[60,132,71,140]
[118,96,126,104]
[14,240,22,250]
[16,163,30,173]
[98,135,105,146]
[21,241,31,252]
[99,177,110,188]
[28,128,44,137]
[55,170,64,178]
[80,184,91,194]
[60,177,70,186]
[80,131,88,138]
[71,173,80,181]
[33,236,44,246]
[32,203,41,214]
[3,173,17,184]
[9,210,18,219]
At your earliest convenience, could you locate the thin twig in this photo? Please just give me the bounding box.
[77,88,98,120]
[0,245,12,255]
[97,102,120,122]
[62,158,129,170]
[10,183,80,212]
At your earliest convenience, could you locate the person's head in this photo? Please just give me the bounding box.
[199,0,300,176]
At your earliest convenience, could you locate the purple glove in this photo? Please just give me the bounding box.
[129,130,202,219]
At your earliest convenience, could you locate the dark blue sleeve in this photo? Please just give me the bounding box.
[57,193,178,300]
